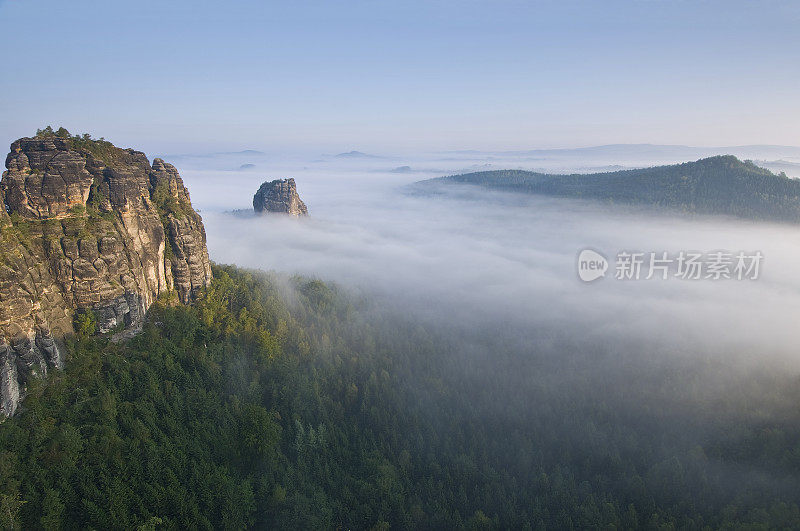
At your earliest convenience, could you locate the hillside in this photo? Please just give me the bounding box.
[419,155,800,222]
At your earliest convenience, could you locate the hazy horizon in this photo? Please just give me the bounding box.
[2,0,799,154]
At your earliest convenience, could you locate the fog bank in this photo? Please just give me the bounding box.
[171,149,800,451]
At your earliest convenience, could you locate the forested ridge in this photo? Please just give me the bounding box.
[1,264,800,529]
[421,156,800,222]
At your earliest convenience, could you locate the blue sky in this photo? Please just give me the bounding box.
[1,0,798,154]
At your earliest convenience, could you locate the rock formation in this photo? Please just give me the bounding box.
[253,178,308,216]
[0,130,212,417]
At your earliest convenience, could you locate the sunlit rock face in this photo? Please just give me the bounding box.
[0,133,213,418]
[253,178,308,216]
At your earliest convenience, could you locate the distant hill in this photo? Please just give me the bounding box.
[440,144,800,161]
[335,150,381,159]
[418,155,800,223]
[754,159,800,179]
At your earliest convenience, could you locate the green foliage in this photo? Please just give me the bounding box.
[151,180,191,262]
[35,126,54,137]
[431,156,800,223]
[73,309,97,339]
[1,215,38,255]
[152,181,190,220]
[86,175,115,222]
[1,264,799,529]
[35,126,116,164]
[0,493,25,530]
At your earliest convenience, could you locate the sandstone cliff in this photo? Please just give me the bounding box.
[253,178,308,216]
[0,130,212,417]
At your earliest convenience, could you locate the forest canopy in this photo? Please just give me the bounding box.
[1,264,799,529]
[420,156,800,223]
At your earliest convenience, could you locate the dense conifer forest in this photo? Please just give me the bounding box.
[1,264,799,528]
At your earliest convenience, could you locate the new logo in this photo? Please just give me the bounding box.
[577,248,608,282]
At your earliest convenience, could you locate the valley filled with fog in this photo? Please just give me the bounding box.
[180,146,800,371]
[155,146,800,520]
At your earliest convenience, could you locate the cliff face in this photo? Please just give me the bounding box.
[0,133,212,417]
[253,178,308,216]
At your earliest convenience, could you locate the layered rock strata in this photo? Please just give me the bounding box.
[0,132,212,417]
[253,178,308,216]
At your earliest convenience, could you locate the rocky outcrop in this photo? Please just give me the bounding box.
[0,131,212,418]
[253,178,308,216]
[0,341,20,417]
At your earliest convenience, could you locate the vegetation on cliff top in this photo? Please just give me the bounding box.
[31,126,191,261]
[35,126,117,165]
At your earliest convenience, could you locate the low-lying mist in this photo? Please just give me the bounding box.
[178,149,800,505]
[184,154,800,359]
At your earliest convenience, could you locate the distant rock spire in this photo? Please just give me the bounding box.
[253,178,308,216]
